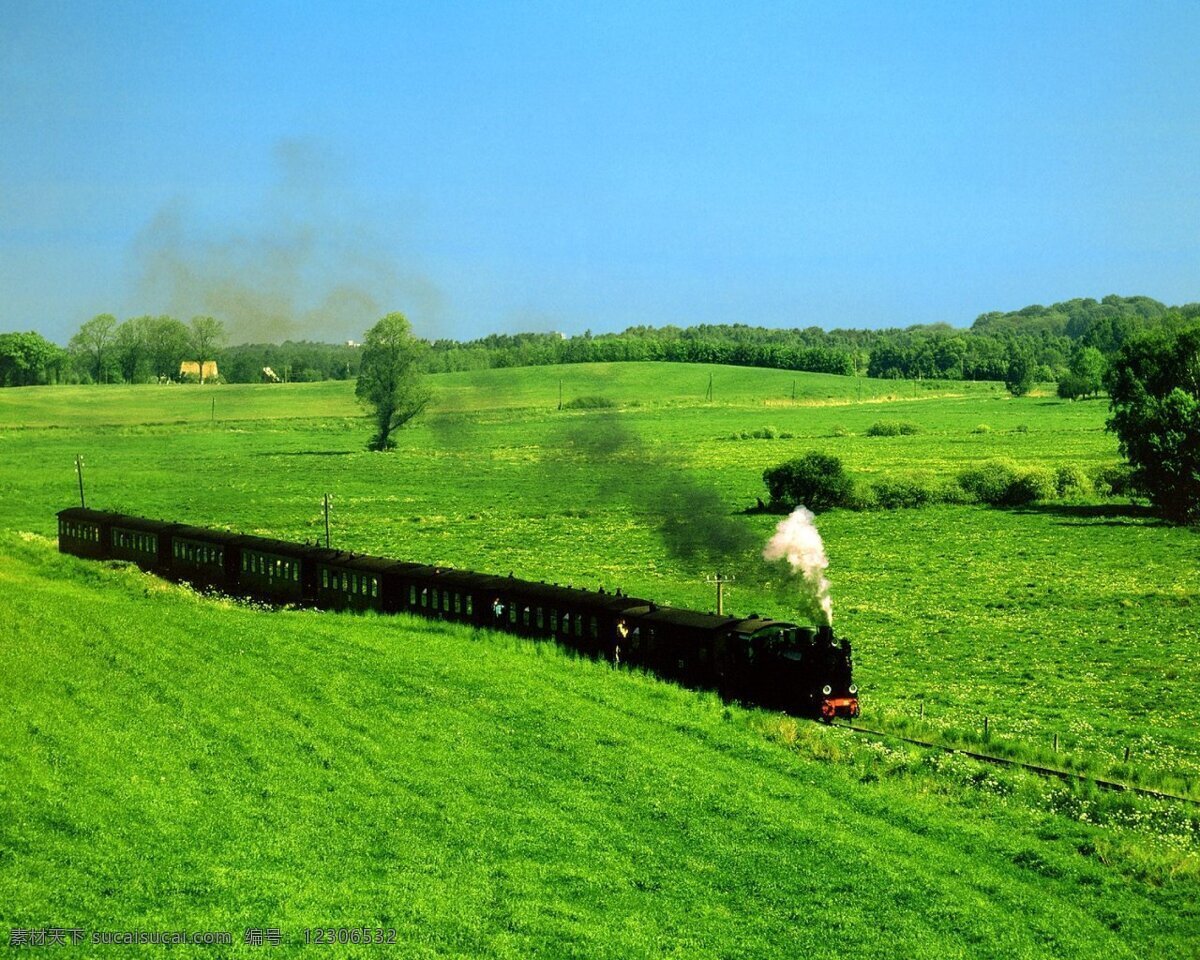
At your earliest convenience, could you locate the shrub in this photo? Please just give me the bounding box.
[563,395,616,409]
[1054,464,1093,498]
[1057,373,1091,400]
[865,420,921,437]
[971,424,991,434]
[762,452,854,512]
[958,459,1021,504]
[870,476,937,509]
[728,426,795,441]
[1090,463,1137,498]
[1007,466,1057,505]
[957,459,1055,506]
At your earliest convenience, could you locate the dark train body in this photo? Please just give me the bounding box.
[56,507,859,719]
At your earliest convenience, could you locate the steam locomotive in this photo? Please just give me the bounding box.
[56,507,860,719]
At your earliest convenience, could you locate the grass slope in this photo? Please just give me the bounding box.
[2,537,1196,958]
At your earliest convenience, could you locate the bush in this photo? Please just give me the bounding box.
[957,459,1055,506]
[1090,463,1137,498]
[865,419,921,437]
[1007,466,1057,505]
[971,424,991,434]
[958,459,1020,504]
[1057,373,1091,400]
[870,476,937,509]
[762,452,854,512]
[563,395,616,409]
[1055,464,1092,498]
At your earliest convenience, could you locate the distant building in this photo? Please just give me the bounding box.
[179,360,219,382]
[262,366,280,383]
[345,339,359,348]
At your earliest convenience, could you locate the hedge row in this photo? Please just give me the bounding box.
[762,453,1136,512]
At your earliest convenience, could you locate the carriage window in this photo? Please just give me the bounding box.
[453,593,461,614]
[466,595,473,616]
[589,617,598,640]
[421,588,428,608]
[550,610,558,632]
[432,590,440,611]
[321,569,329,589]
[575,616,582,637]
[522,607,530,627]
[443,591,449,611]
[409,585,416,605]
[508,604,517,624]
[536,608,544,629]
[371,577,378,598]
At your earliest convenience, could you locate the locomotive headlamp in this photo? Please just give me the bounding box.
[849,684,858,694]
[822,685,832,695]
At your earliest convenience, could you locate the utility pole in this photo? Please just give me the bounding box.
[75,454,86,508]
[791,379,796,402]
[558,378,563,411]
[323,493,332,549]
[705,573,734,616]
[705,372,713,402]
[211,397,215,423]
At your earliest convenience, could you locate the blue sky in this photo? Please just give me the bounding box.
[2,1,1198,344]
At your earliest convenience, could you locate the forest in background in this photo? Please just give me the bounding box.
[3,294,1198,390]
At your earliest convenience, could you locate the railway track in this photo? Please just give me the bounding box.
[833,721,1200,806]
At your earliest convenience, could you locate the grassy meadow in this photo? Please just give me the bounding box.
[2,362,1198,956]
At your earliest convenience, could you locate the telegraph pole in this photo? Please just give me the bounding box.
[323,493,332,549]
[75,454,86,508]
[705,372,713,402]
[705,573,735,616]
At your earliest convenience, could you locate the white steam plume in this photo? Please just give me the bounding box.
[762,507,833,625]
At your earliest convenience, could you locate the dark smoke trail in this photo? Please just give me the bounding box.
[131,138,443,344]
[556,413,758,576]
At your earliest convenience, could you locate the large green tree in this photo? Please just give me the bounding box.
[1004,340,1036,397]
[146,316,192,380]
[68,313,118,383]
[1105,325,1200,524]
[356,312,430,451]
[188,316,226,383]
[0,331,67,386]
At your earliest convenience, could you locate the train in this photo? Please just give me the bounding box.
[56,506,859,719]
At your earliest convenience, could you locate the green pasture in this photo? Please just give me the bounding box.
[1,537,1196,958]
[1,363,1198,954]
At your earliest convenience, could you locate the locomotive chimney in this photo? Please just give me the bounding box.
[817,624,834,644]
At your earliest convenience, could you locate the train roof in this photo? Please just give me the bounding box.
[170,524,244,546]
[57,508,179,535]
[307,549,416,575]
[638,607,739,631]
[728,617,799,635]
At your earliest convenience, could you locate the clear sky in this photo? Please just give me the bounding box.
[2,1,1198,344]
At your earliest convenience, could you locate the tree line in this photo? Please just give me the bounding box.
[0,315,362,386]
[4,293,1197,390]
[420,294,1200,397]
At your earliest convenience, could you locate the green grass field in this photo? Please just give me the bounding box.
[2,363,1198,956]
